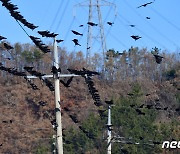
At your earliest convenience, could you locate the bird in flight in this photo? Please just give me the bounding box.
[56,39,64,43]
[0,35,7,41]
[131,35,142,41]
[60,76,74,88]
[87,22,98,26]
[129,24,136,27]
[79,24,84,27]
[137,1,154,8]
[146,17,151,19]
[107,22,114,26]
[71,30,83,36]
[72,39,81,46]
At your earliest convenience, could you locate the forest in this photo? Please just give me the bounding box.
[0,41,179,154]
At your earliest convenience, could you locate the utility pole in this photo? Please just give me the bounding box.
[53,37,63,154]
[107,105,112,154]
[26,37,79,154]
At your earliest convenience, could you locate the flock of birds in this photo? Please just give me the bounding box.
[0,0,164,64]
[0,0,176,148]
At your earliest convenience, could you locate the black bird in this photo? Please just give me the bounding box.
[136,109,145,115]
[105,100,113,105]
[56,39,64,43]
[129,24,135,27]
[153,54,163,64]
[79,24,84,27]
[131,35,142,41]
[3,42,13,50]
[137,1,154,8]
[107,22,114,26]
[72,39,81,46]
[146,17,151,19]
[38,30,58,38]
[51,66,61,74]
[87,22,98,26]
[71,30,83,36]
[146,104,153,109]
[55,108,60,112]
[146,93,151,96]
[130,104,136,108]
[69,114,79,123]
[139,104,144,108]
[38,101,47,106]
[87,47,91,50]
[163,107,168,111]
[0,35,7,41]
[60,76,74,88]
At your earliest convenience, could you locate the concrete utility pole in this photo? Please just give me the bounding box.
[27,37,79,154]
[53,37,63,154]
[107,105,112,154]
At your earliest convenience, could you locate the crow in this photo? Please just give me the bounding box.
[72,39,81,46]
[107,22,114,26]
[129,24,136,27]
[105,100,113,105]
[51,66,61,74]
[137,1,154,8]
[71,30,83,36]
[146,17,151,19]
[87,47,91,49]
[60,76,74,88]
[136,109,145,115]
[87,22,98,26]
[153,54,163,64]
[139,104,144,108]
[3,42,13,50]
[131,35,142,41]
[56,39,64,43]
[146,104,153,109]
[69,114,79,123]
[163,107,168,110]
[130,104,136,108]
[0,35,7,41]
[38,101,47,106]
[79,24,84,27]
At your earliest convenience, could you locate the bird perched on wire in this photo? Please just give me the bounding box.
[87,21,98,26]
[72,39,81,46]
[51,66,61,74]
[71,30,83,36]
[131,35,142,41]
[60,76,74,88]
[137,1,154,8]
[107,22,114,26]
[105,100,114,105]
[0,35,7,41]
[3,42,13,50]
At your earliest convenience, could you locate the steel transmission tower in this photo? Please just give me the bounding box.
[74,0,116,67]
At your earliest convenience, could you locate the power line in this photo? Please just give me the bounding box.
[123,0,180,49]
[49,1,65,31]
[54,1,70,33]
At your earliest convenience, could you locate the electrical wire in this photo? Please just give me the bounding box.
[117,13,167,49]
[141,0,180,32]
[123,0,180,49]
[49,0,65,31]
[54,0,70,32]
